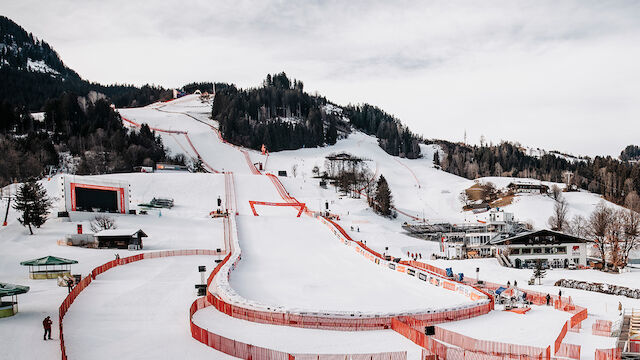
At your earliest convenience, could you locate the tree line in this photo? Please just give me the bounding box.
[0,16,172,111]
[435,140,640,206]
[212,73,421,158]
[0,91,171,187]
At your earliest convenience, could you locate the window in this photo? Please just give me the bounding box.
[533,248,542,254]
[511,248,520,255]
[522,248,531,254]
[544,247,552,254]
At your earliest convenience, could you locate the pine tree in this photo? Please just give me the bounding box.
[533,259,546,285]
[190,158,207,173]
[326,118,337,145]
[374,175,393,217]
[13,181,52,235]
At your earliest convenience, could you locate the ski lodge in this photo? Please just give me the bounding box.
[507,182,549,194]
[93,229,147,250]
[490,229,588,269]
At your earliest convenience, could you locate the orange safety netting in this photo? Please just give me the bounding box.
[556,342,581,360]
[592,320,613,336]
[554,321,568,354]
[595,348,621,360]
[190,297,409,360]
[248,200,307,217]
[392,317,550,360]
[59,249,223,360]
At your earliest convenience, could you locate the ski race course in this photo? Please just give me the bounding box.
[1,95,630,360]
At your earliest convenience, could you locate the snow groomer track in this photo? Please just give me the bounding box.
[57,96,614,359]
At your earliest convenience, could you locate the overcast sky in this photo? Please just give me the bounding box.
[4,1,640,157]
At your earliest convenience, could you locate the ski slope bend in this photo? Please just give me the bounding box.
[118,95,253,174]
[204,172,493,330]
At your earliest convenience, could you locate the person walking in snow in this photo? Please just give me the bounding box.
[546,293,551,306]
[507,281,511,288]
[558,289,562,299]
[66,278,73,293]
[513,280,517,288]
[43,316,52,340]
[619,302,623,315]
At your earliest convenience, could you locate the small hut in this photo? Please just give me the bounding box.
[20,256,78,279]
[94,229,147,249]
[0,283,29,318]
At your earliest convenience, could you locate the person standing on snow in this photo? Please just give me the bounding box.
[66,278,73,293]
[43,316,52,340]
[546,293,551,306]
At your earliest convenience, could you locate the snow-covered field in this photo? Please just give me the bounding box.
[231,216,474,313]
[0,95,633,359]
[192,305,424,357]
[63,256,231,360]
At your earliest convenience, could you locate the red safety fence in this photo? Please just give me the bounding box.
[120,115,220,173]
[630,341,640,353]
[248,200,307,217]
[59,249,223,360]
[555,342,581,360]
[241,149,262,175]
[392,318,550,360]
[433,325,549,359]
[595,348,621,360]
[190,297,408,360]
[592,320,613,336]
[554,322,568,354]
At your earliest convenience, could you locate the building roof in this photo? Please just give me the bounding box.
[20,255,78,266]
[490,229,588,245]
[0,283,30,297]
[507,182,549,189]
[94,229,148,238]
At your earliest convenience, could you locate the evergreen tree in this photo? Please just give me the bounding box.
[190,158,207,173]
[373,175,393,217]
[326,117,338,145]
[13,180,52,235]
[533,259,547,285]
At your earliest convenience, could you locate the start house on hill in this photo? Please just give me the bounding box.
[490,229,588,269]
[93,229,147,250]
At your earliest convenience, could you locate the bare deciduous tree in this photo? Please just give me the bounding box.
[550,184,563,202]
[458,191,472,207]
[589,202,612,267]
[548,199,569,231]
[90,215,117,233]
[619,208,640,267]
[568,215,589,239]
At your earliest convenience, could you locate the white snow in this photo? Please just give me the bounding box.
[192,305,423,357]
[1,94,632,360]
[26,58,59,75]
[230,216,474,314]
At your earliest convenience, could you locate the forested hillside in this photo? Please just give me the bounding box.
[435,140,640,205]
[212,73,421,158]
[0,16,171,110]
[0,92,169,187]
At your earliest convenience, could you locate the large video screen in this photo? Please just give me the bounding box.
[75,187,119,212]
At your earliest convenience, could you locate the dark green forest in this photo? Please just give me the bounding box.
[0,92,168,186]
[0,16,171,110]
[212,72,421,157]
[434,140,640,205]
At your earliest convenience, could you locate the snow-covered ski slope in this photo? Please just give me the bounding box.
[1,94,634,359]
